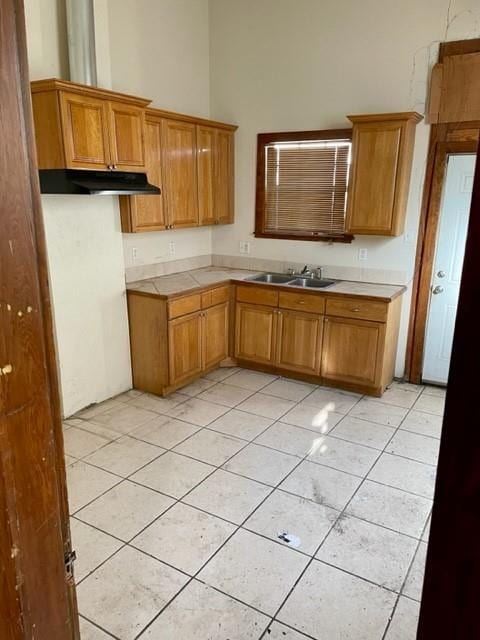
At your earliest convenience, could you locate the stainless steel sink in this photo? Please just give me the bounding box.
[249,273,295,284]
[288,278,335,289]
[248,272,335,289]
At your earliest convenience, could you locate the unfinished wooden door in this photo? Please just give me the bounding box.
[276,309,323,375]
[162,118,199,228]
[0,1,78,638]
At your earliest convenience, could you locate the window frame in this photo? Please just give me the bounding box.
[255,128,354,243]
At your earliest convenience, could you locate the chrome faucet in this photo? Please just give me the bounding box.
[301,265,324,279]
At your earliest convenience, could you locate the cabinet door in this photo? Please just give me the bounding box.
[197,125,216,226]
[59,91,110,169]
[108,102,146,171]
[321,316,384,388]
[346,122,402,235]
[214,129,234,224]
[120,118,165,231]
[162,119,199,228]
[203,302,229,369]
[276,310,323,375]
[235,303,276,365]
[168,312,203,385]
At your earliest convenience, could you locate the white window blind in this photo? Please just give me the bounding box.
[264,139,352,237]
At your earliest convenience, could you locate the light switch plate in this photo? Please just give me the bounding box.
[168,242,176,256]
[239,241,251,254]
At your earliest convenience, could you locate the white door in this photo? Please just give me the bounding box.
[423,154,476,384]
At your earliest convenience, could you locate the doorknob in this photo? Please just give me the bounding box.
[432,285,444,295]
[437,270,446,278]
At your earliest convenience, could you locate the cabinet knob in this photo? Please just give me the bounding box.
[298,300,305,305]
[351,308,360,312]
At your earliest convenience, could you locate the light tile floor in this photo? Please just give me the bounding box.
[64,368,445,640]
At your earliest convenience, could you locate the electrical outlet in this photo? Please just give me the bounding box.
[168,241,176,256]
[132,247,139,260]
[358,248,368,261]
[239,241,250,254]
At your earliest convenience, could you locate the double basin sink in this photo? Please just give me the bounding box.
[247,273,335,289]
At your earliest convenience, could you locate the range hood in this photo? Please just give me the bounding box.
[39,169,161,196]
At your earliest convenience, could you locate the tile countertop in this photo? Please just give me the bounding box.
[126,267,407,302]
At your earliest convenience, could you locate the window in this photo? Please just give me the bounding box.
[255,129,353,242]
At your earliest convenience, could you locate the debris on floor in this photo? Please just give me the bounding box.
[278,532,301,548]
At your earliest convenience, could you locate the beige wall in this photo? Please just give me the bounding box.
[106,0,214,277]
[209,0,480,375]
[107,0,210,116]
[24,0,213,415]
[24,0,133,416]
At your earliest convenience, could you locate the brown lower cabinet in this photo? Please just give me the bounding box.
[127,286,230,395]
[235,303,323,376]
[127,282,403,398]
[234,285,402,396]
[321,316,384,388]
[276,309,324,376]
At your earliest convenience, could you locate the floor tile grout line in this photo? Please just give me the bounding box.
[263,429,400,633]
[380,512,431,640]
[131,407,322,639]
[262,390,435,637]
[72,415,284,524]
[70,374,434,638]
[78,613,122,640]
[72,387,433,586]
[270,487,426,541]
[70,383,435,525]
[181,380,267,411]
[73,410,280,599]
[68,382,265,476]
[134,482,308,636]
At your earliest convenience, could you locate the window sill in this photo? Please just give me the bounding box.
[254,231,354,244]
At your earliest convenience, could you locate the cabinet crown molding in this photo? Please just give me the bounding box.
[347,112,423,124]
[31,78,151,107]
[146,107,238,131]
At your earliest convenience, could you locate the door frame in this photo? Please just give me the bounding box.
[405,134,478,383]
[406,38,480,383]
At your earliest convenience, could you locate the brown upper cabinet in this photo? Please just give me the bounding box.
[31,79,149,172]
[120,117,166,232]
[345,112,423,236]
[197,126,235,226]
[121,110,236,233]
[162,118,199,228]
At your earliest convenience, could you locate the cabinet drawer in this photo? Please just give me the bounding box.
[202,285,230,309]
[168,294,201,319]
[279,291,325,314]
[325,297,388,322]
[236,285,278,307]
